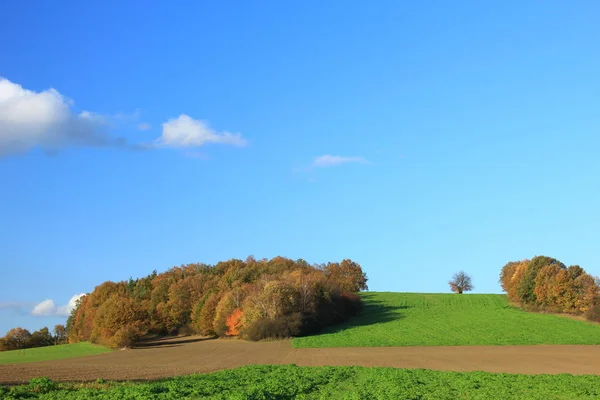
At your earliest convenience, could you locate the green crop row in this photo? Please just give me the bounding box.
[3,365,600,399]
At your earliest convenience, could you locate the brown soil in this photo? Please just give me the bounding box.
[1,336,600,384]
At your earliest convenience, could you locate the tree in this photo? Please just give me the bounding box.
[29,327,54,348]
[517,256,565,304]
[53,324,68,345]
[449,271,473,294]
[90,294,148,348]
[2,328,32,350]
[323,260,368,292]
[499,260,529,302]
[64,256,368,344]
[195,292,221,336]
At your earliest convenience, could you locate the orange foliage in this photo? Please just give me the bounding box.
[500,256,600,319]
[225,309,243,336]
[534,264,561,307]
[62,256,367,345]
[501,260,528,303]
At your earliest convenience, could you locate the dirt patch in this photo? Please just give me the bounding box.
[1,336,600,384]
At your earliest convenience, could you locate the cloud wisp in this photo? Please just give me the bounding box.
[31,294,85,317]
[0,301,34,315]
[154,114,247,148]
[137,122,152,131]
[312,154,369,167]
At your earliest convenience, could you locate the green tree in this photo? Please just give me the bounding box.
[29,327,54,348]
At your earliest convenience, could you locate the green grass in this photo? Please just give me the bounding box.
[293,292,600,348]
[4,365,600,399]
[0,342,111,364]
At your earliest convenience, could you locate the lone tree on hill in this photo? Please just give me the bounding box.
[449,271,473,294]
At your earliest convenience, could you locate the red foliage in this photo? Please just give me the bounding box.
[225,309,243,336]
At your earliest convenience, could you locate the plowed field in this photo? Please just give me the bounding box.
[1,336,600,384]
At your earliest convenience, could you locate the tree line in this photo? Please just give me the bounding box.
[63,256,368,349]
[0,325,67,351]
[499,255,600,321]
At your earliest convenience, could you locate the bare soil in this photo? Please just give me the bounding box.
[1,336,600,384]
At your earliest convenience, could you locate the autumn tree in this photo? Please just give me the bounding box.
[2,328,32,350]
[195,292,221,336]
[499,256,600,319]
[53,324,68,345]
[517,256,565,304]
[324,259,368,292]
[449,271,473,294]
[499,260,529,302]
[65,256,367,344]
[533,264,562,308]
[90,294,148,348]
[225,309,243,336]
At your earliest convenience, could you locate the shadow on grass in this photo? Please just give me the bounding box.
[311,296,411,336]
[135,336,213,349]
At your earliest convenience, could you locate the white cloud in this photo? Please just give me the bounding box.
[137,122,152,131]
[31,293,85,317]
[0,78,248,157]
[31,300,57,316]
[155,114,247,148]
[313,154,369,167]
[0,78,128,155]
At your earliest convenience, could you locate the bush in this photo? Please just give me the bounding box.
[337,292,363,318]
[242,313,302,341]
[28,377,57,394]
[109,325,139,349]
[177,324,194,336]
[585,303,600,322]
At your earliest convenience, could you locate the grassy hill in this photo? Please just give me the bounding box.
[292,292,600,348]
[0,342,111,364]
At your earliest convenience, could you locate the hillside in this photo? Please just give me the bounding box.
[0,342,111,365]
[292,292,600,348]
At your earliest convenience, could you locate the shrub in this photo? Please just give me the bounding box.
[28,377,57,394]
[585,303,600,323]
[177,324,194,336]
[109,325,139,349]
[241,313,302,341]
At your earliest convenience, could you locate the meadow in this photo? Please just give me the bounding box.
[0,342,111,365]
[3,365,600,399]
[293,292,600,348]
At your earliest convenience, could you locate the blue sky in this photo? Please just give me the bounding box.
[1,0,600,335]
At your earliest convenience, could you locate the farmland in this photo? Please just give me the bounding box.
[4,293,600,399]
[3,365,600,399]
[293,292,600,348]
[0,342,111,365]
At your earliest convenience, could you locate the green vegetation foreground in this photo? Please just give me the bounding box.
[293,292,600,348]
[0,343,111,365]
[4,365,600,400]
